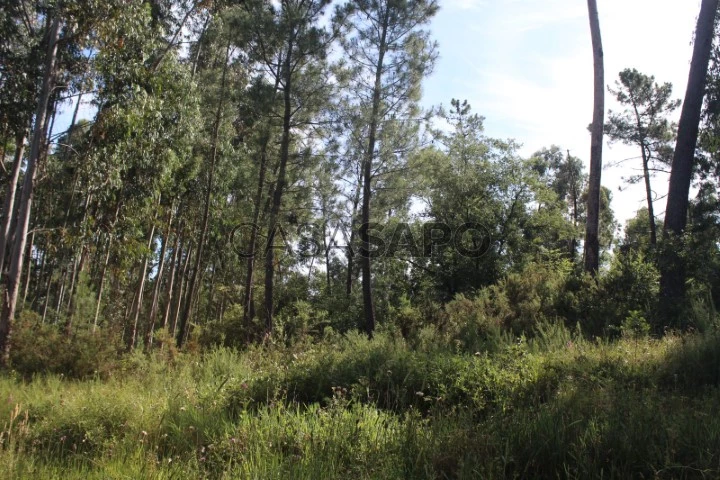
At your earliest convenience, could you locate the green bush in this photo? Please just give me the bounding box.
[440,257,573,351]
[10,313,122,379]
[600,252,660,333]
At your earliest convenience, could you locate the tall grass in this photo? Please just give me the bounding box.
[2,325,720,478]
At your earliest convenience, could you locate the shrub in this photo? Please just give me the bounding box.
[442,257,573,351]
[10,313,122,379]
[600,252,659,333]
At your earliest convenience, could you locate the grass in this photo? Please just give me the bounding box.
[2,325,720,478]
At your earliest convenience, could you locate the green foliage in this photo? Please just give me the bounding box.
[601,252,660,333]
[9,313,122,379]
[4,329,720,478]
[620,310,651,339]
[439,256,573,352]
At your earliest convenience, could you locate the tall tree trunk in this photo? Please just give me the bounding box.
[660,0,719,324]
[64,91,83,153]
[161,231,181,332]
[567,150,580,260]
[177,44,230,348]
[145,205,174,349]
[93,239,111,331]
[127,223,155,350]
[0,17,61,367]
[346,183,361,296]
[640,145,657,245]
[0,133,26,280]
[205,262,216,320]
[41,265,53,324]
[264,42,294,336]
[360,14,389,337]
[0,125,7,169]
[584,0,605,275]
[243,133,270,331]
[92,203,120,331]
[55,269,67,321]
[324,221,332,296]
[20,231,34,308]
[172,242,193,337]
[33,240,47,309]
[628,96,658,246]
[65,192,92,322]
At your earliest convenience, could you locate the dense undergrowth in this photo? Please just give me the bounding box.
[2,323,720,479]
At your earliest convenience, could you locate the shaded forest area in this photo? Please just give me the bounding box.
[0,0,720,478]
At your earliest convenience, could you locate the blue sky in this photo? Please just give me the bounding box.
[422,0,700,227]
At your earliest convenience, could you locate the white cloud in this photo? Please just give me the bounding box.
[444,0,487,11]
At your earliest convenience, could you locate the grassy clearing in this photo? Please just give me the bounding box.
[2,326,720,479]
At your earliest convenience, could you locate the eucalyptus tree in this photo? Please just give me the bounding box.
[605,69,679,246]
[0,1,47,282]
[58,0,203,341]
[176,32,237,348]
[338,0,438,336]
[0,10,60,366]
[0,0,47,278]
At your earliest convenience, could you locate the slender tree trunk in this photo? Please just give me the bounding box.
[0,133,26,280]
[264,42,294,336]
[177,44,230,348]
[0,125,7,170]
[33,241,46,309]
[93,239,111,331]
[65,193,92,322]
[55,269,67,321]
[640,146,657,245]
[660,0,719,324]
[63,256,79,328]
[172,242,193,337]
[20,231,34,308]
[324,223,332,296]
[93,203,120,331]
[360,15,389,337]
[583,0,604,275]
[128,223,155,350]
[346,184,361,296]
[568,150,580,260]
[191,15,212,79]
[64,92,83,152]
[146,206,173,349]
[628,97,658,246]
[243,133,270,330]
[41,266,53,324]
[161,231,181,332]
[0,17,61,366]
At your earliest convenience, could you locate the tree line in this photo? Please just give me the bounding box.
[0,0,718,365]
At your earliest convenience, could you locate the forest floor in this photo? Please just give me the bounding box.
[1,325,720,479]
